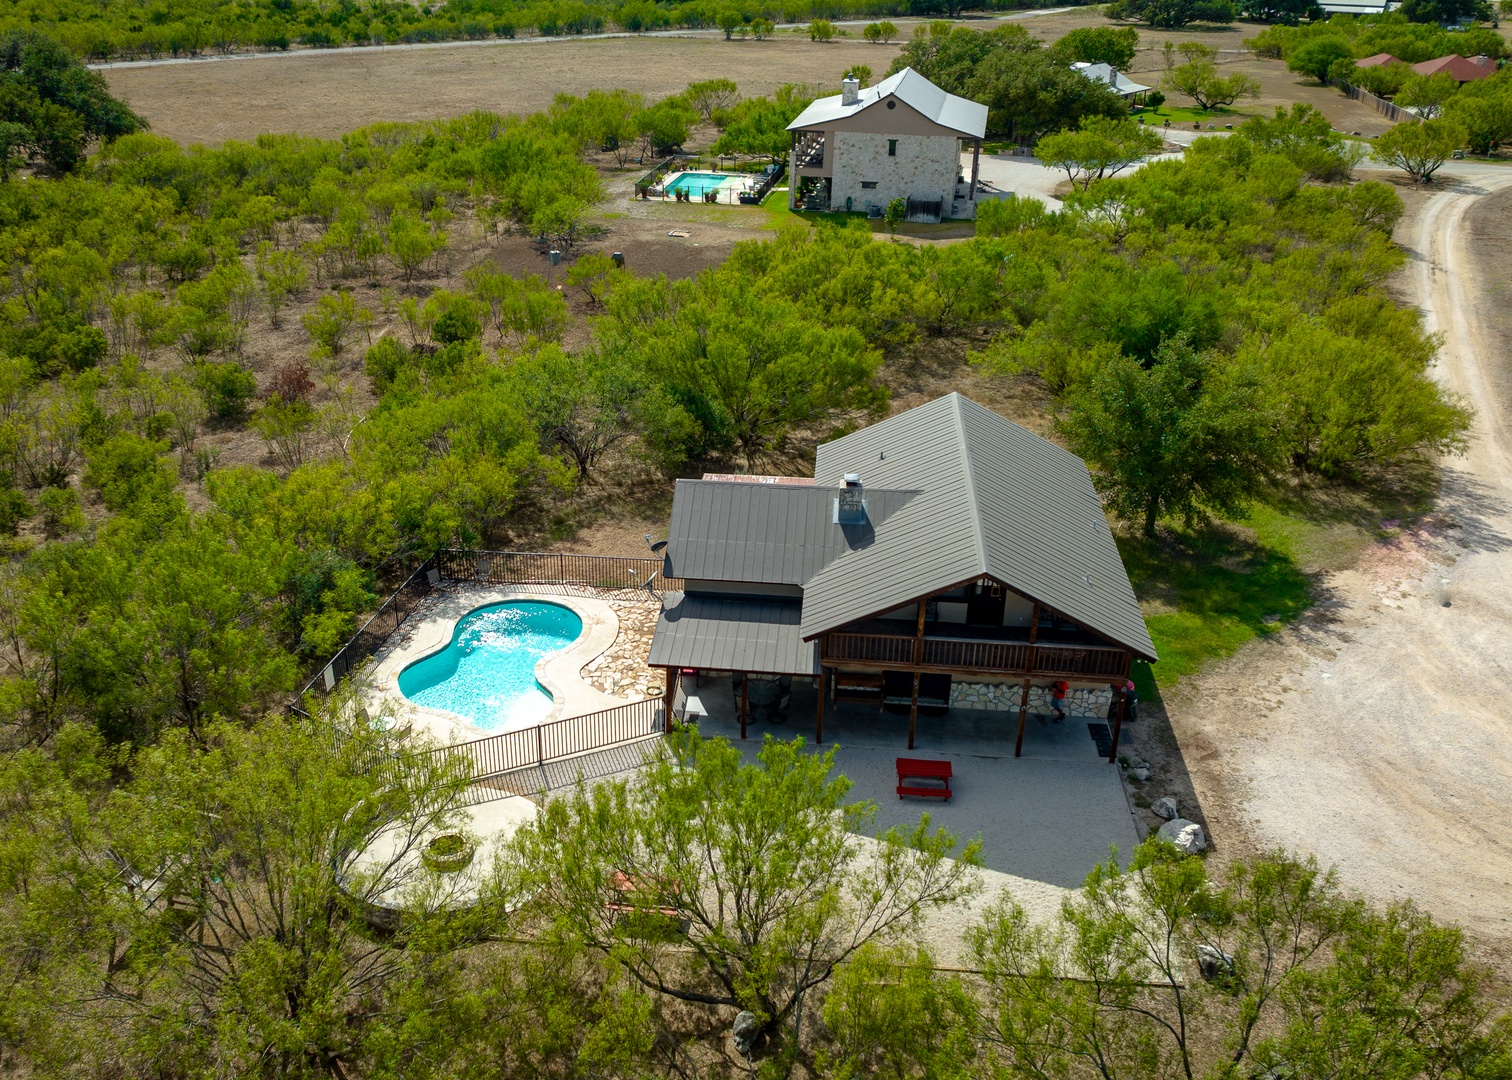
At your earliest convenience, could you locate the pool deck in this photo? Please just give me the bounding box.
[361,586,635,748]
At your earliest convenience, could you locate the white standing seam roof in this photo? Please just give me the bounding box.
[1071,62,1153,97]
[786,67,989,139]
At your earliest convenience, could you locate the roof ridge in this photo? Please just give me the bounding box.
[950,393,989,577]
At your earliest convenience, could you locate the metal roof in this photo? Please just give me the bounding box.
[1071,63,1152,97]
[786,67,989,139]
[663,480,919,586]
[801,394,1157,660]
[648,593,819,676]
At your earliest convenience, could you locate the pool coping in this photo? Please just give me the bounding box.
[360,587,633,747]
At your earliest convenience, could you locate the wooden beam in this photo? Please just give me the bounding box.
[913,600,927,667]
[1108,689,1125,764]
[740,674,748,740]
[908,670,921,751]
[1014,678,1031,758]
[663,667,678,732]
[969,138,981,202]
[815,667,826,745]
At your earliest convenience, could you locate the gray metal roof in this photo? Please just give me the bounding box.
[663,480,919,586]
[801,394,1157,660]
[648,592,819,676]
[787,67,989,139]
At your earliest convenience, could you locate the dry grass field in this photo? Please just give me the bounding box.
[103,8,1407,147]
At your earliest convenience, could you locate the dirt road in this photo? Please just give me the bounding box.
[1169,164,1512,957]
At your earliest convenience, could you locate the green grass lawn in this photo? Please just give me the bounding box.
[1139,104,1252,130]
[1123,466,1436,701]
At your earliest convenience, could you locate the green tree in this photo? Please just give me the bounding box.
[254,242,307,328]
[1443,73,1512,153]
[1287,35,1353,83]
[513,729,981,1054]
[1399,0,1493,23]
[682,78,739,121]
[968,47,1130,140]
[1372,116,1466,181]
[0,32,145,174]
[884,196,907,232]
[1163,43,1262,109]
[635,98,697,159]
[809,18,836,42]
[844,64,873,87]
[864,20,899,44]
[386,211,443,281]
[710,85,815,160]
[972,838,1512,1079]
[1237,103,1366,181]
[1107,0,1237,27]
[820,943,980,1079]
[1239,0,1323,24]
[0,714,494,1075]
[1047,25,1141,68]
[301,291,371,360]
[1396,71,1461,119]
[509,345,643,479]
[1063,335,1277,536]
[1036,115,1165,191]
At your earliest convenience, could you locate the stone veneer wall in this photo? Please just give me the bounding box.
[829,130,959,216]
[950,681,1117,717]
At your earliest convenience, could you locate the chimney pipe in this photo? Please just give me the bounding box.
[841,77,860,106]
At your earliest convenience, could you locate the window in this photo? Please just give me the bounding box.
[887,139,897,157]
[860,181,877,189]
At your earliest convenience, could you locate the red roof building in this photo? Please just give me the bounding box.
[1411,54,1496,83]
[1354,53,1403,68]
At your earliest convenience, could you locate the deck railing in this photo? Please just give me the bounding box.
[421,697,666,792]
[821,632,1129,680]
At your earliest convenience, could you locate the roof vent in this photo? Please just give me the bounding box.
[841,76,860,107]
[835,474,866,525]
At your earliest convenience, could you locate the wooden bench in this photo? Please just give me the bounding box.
[895,757,953,801]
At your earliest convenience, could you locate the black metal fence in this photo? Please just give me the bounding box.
[739,162,787,206]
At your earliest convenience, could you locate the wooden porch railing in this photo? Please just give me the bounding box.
[419,697,666,790]
[821,632,1129,680]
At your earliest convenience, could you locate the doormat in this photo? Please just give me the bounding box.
[1087,723,1112,758]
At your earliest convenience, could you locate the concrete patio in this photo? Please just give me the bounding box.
[680,676,1140,889]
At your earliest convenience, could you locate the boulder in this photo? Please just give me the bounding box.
[1151,796,1179,820]
[1126,767,1149,782]
[1195,943,1236,984]
[1157,818,1207,854]
[731,1010,760,1056]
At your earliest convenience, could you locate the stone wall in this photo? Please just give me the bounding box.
[829,130,959,217]
[950,681,1116,717]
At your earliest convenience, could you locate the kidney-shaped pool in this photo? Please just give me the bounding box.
[398,601,584,732]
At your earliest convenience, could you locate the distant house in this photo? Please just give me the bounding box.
[648,394,1158,757]
[1071,62,1152,100]
[1411,54,1496,82]
[785,67,989,222]
[1318,0,1393,13]
[1354,52,1404,68]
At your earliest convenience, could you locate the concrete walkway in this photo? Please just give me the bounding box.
[686,679,1140,889]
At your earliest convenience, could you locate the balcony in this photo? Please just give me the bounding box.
[820,631,1129,681]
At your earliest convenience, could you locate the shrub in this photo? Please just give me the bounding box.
[809,19,835,42]
[193,360,258,421]
[83,433,175,512]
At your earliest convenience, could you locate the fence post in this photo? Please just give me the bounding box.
[536,723,544,766]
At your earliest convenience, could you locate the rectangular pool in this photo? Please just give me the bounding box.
[664,171,740,197]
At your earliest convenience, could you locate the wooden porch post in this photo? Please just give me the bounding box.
[663,666,678,732]
[1014,677,1031,758]
[908,670,921,751]
[969,138,981,202]
[815,666,826,745]
[909,600,927,750]
[1015,603,1042,758]
[740,674,749,740]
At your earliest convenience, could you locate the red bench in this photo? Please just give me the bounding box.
[896,757,953,801]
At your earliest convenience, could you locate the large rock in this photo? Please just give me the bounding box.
[731,1010,760,1056]
[1157,818,1207,854]
[1195,943,1236,984]
[1151,796,1179,820]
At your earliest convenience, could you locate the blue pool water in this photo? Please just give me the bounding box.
[665,171,736,197]
[398,602,583,731]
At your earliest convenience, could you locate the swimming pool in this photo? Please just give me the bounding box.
[398,601,584,732]
[664,171,738,197]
